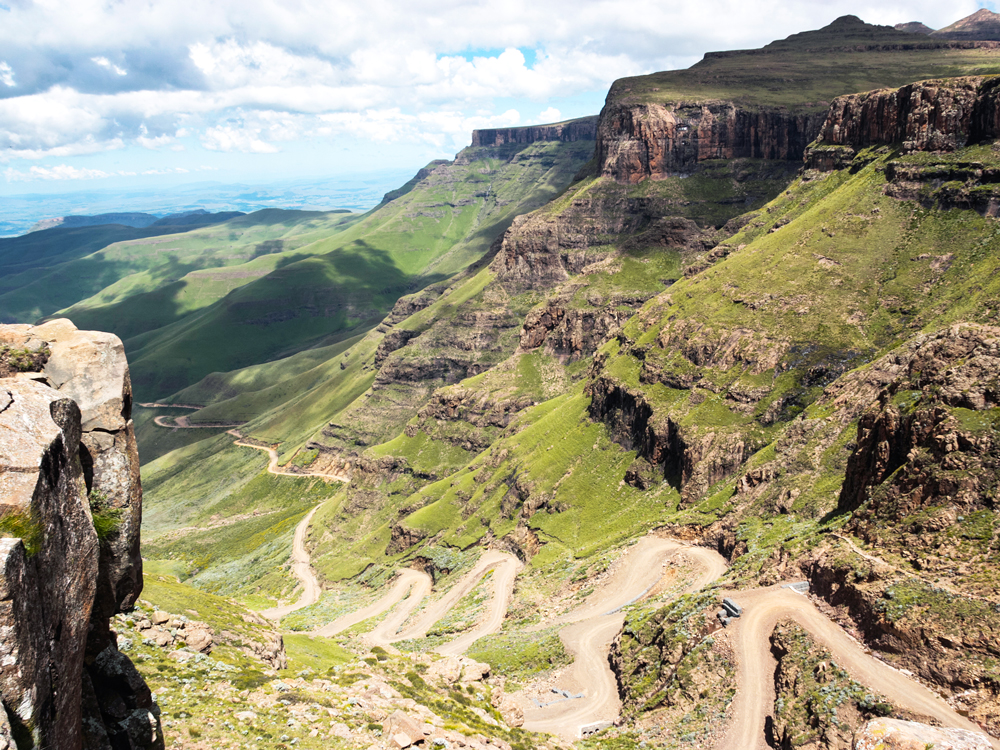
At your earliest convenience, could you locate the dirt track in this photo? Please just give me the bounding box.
[260,505,322,620]
[518,538,727,741]
[715,585,1000,750]
[436,553,523,656]
[390,551,522,647]
[314,569,433,638]
[231,434,350,482]
[152,414,244,429]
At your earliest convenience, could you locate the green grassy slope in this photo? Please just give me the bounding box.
[0,213,244,321]
[55,210,362,340]
[124,140,592,399]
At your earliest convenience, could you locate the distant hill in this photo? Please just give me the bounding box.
[30,213,162,232]
[930,8,1000,40]
[894,21,934,35]
[28,208,246,233]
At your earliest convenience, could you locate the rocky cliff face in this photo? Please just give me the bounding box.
[807,76,1000,161]
[597,101,826,183]
[470,117,597,148]
[0,320,159,750]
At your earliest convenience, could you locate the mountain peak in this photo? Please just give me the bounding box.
[894,21,934,35]
[930,8,1000,40]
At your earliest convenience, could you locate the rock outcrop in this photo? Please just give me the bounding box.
[597,101,826,182]
[854,717,992,750]
[806,76,1000,162]
[0,320,160,750]
[471,117,597,148]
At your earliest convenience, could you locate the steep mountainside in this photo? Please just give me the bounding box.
[134,20,1000,750]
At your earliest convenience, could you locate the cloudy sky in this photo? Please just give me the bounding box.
[0,0,991,195]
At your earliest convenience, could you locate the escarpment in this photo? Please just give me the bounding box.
[597,101,826,182]
[471,116,598,147]
[807,76,1000,160]
[0,320,160,750]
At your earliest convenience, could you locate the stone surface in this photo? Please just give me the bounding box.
[853,717,992,749]
[0,321,160,750]
[471,117,597,148]
[597,100,825,183]
[807,76,1000,162]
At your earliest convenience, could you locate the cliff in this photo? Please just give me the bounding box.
[470,116,597,147]
[806,76,1000,159]
[0,320,159,750]
[597,101,826,182]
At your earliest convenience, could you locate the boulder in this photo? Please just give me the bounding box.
[382,710,426,747]
[426,655,463,685]
[184,628,213,653]
[853,718,992,750]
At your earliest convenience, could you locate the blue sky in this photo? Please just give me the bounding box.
[0,0,993,196]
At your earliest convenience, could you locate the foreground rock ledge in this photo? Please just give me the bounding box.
[0,320,161,750]
[854,718,993,750]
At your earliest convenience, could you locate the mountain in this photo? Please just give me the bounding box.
[930,8,1000,40]
[894,21,934,35]
[8,15,1000,750]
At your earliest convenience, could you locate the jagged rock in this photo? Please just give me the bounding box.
[150,611,169,626]
[0,321,160,750]
[426,656,463,685]
[387,523,427,555]
[807,76,1000,163]
[853,718,992,749]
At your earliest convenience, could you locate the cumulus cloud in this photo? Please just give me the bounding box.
[0,0,989,181]
[201,123,280,153]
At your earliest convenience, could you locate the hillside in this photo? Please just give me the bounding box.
[128,17,1000,750]
[931,9,1000,41]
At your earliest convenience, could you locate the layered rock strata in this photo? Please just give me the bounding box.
[807,76,1000,161]
[597,101,826,182]
[471,117,597,147]
[0,319,160,750]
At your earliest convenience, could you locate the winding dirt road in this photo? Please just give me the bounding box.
[152,414,244,429]
[518,538,727,742]
[716,585,1000,750]
[230,432,350,482]
[389,551,523,649]
[314,569,433,638]
[436,553,523,656]
[260,505,322,620]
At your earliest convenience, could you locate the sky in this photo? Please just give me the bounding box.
[0,0,993,197]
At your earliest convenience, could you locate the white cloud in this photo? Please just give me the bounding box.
[201,123,280,153]
[535,107,562,124]
[4,164,113,181]
[0,0,990,177]
[91,56,127,76]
